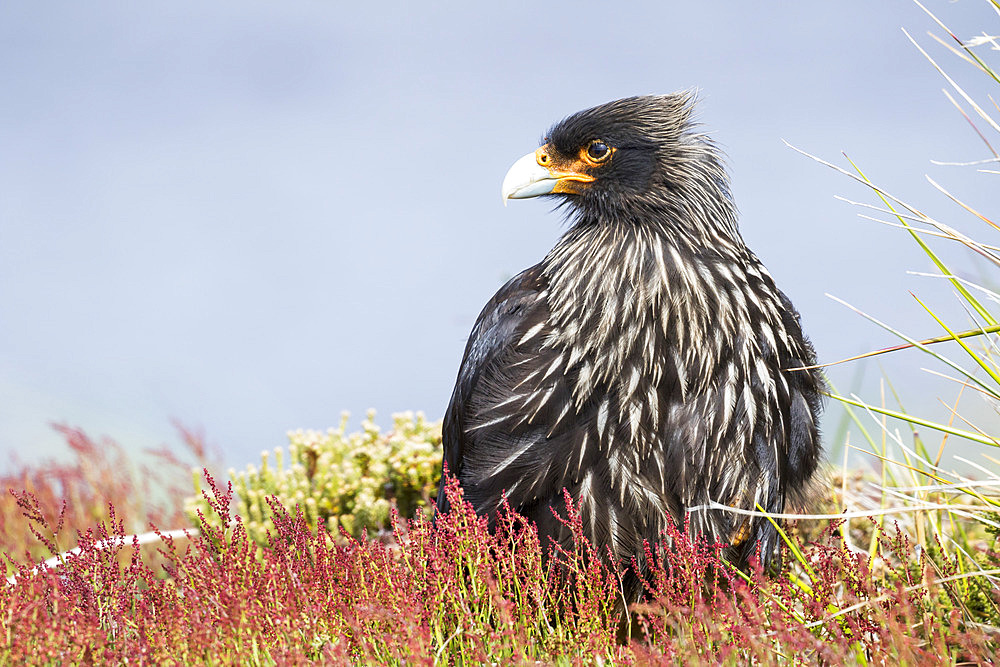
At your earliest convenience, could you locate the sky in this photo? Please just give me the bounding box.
[2,1,999,473]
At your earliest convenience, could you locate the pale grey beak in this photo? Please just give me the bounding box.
[501,152,557,206]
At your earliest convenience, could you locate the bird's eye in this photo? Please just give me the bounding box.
[586,140,611,162]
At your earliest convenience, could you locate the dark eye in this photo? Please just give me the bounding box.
[587,140,610,162]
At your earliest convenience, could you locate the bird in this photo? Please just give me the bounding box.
[436,93,823,599]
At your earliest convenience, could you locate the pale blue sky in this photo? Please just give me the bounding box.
[2,1,998,470]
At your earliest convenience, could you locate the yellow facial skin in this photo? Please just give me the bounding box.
[501,140,613,202]
[534,141,613,195]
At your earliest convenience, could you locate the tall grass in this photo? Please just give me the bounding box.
[772,0,1000,642]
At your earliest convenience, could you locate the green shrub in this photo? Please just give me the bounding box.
[187,411,442,543]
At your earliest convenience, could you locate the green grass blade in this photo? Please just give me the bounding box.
[911,292,1000,388]
[843,155,997,327]
[827,294,1000,400]
[832,393,1000,447]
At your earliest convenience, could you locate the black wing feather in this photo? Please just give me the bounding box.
[436,264,549,511]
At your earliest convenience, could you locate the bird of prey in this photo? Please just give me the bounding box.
[436,94,823,597]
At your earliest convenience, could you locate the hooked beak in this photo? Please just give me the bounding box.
[500,145,596,206]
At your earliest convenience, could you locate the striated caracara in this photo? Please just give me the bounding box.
[436,93,823,599]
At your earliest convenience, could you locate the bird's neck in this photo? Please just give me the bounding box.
[541,219,785,400]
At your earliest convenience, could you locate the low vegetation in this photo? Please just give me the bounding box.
[186,411,441,544]
[1,440,997,663]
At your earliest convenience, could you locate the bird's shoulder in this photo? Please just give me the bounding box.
[440,264,552,475]
[451,263,551,397]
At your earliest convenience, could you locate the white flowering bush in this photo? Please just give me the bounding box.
[187,411,442,543]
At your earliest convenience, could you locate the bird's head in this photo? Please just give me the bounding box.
[502,93,738,238]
